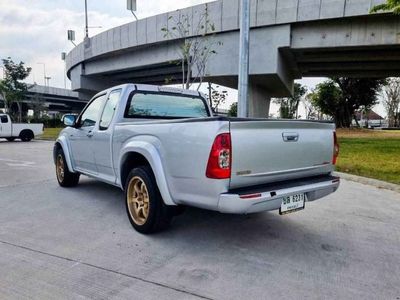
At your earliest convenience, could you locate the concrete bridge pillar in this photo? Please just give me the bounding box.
[248,82,271,118]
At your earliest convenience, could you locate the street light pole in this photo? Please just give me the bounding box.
[237,0,250,118]
[84,0,89,38]
[61,52,67,89]
[37,63,47,86]
[45,76,51,87]
[127,0,138,20]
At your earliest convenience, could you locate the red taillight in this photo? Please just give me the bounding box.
[239,193,262,199]
[332,131,339,165]
[206,133,231,179]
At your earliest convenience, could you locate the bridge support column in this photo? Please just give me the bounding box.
[248,82,271,118]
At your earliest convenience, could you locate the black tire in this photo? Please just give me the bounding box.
[125,166,174,234]
[6,137,15,142]
[20,130,34,142]
[55,148,80,187]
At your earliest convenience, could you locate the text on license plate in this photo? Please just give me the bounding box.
[279,193,306,215]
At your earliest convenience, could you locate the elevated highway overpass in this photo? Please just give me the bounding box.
[1,85,85,116]
[66,0,400,117]
[25,85,85,113]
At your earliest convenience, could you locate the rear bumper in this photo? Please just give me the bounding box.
[218,175,340,214]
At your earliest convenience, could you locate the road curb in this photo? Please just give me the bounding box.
[333,171,400,193]
[36,138,56,141]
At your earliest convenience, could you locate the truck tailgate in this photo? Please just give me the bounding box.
[229,120,335,189]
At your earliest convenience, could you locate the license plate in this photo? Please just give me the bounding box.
[279,193,306,215]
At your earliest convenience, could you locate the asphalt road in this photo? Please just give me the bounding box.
[0,140,399,299]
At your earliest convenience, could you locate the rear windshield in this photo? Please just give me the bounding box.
[125,93,209,119]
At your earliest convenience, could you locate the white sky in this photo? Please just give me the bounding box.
[0,0,386,117]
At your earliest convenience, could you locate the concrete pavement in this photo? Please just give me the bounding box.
[0,140,399,299]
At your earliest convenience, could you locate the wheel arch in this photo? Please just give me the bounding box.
[54,137,75,173]
[119,141,175,206]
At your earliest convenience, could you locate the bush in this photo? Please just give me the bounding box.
[28,116,63,128]
[228,102,237,117]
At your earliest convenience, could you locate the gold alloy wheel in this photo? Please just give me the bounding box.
[56,154,65,182]
[127,176,150,225]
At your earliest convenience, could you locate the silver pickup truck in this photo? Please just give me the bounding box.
[54,84,340,233]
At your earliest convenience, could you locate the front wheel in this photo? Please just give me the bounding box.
[55,148,80,187]
[125,166,173,234]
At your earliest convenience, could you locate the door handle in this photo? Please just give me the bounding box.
[282,132,299,142]
[87,131,94,138]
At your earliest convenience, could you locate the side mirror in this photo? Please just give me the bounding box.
[63,114,76,127]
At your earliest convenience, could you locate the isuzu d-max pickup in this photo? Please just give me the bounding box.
[54,84,339,233]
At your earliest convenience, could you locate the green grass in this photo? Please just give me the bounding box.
[336,130,400,185]
[39,128,63,140]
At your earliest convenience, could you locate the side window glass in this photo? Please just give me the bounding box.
[99,89,121,130]
[0,116,8,123]
[79,95,105,127]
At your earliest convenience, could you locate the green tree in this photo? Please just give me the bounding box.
[370,0,400,14]
[382,78,400,127]
[0,57,32,122]
[311,78,385,128]
[228,102,237,117]
[274,83,307,119]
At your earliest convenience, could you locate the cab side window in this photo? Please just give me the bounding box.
[99,89,121,130]
[78,95,105,127]
[0,115,8,123]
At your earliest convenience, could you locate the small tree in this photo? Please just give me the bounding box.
[0,57,31,122]
[207,83,228,112]
[302,92,319,120]
[161,6,220,90]
[382,78,400,127]
[274,83,307,119]
[370,0,400,14]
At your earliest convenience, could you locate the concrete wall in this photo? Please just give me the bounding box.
[291,16,400,49]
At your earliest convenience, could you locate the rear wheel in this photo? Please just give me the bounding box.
[6,137,15,142]
[125,166,174,234]
[20,130,34,142]
[55,148,80,187]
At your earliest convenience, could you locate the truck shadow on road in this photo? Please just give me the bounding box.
[70,178,345,262]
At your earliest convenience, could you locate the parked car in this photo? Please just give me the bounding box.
[54,84,340,233]
[0,114,43,142]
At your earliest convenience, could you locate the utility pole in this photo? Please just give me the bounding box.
[84,0,89,38]
[237,0,250,118]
